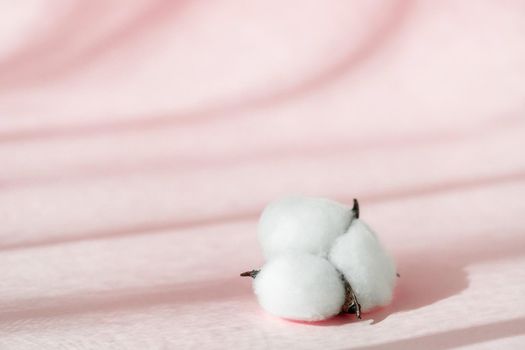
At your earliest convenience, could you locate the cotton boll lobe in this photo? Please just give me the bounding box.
[329,219,397,312]
[253,254,346,321]
[258,196,354,259]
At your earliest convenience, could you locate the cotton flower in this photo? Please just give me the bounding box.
[242,196,396,321]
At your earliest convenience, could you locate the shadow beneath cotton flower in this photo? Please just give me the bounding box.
[277,313,359,327]
[366,230,525,325]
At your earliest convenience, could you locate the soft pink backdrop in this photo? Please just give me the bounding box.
[1,1,524,349]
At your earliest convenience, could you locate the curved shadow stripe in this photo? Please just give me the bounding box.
[0,0,414,143]
[346,317,525,350]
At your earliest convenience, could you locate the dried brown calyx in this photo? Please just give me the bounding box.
[240,269,260,278]
[340,273,361,319]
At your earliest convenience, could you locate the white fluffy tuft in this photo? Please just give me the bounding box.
[253,254,345,321]
[329,219,396,312]
[258,196,353,259]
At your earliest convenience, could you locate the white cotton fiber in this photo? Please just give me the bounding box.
[253,254,345,321]
[258,196,353,259]
[329,219,396,312]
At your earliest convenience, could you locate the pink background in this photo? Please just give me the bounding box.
[1,0,525,349]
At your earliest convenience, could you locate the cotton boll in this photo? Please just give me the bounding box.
[329,219,397,312]
[253,254,345,321]
[258,196,354,259]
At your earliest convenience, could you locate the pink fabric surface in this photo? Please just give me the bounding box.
[1,0,525,349]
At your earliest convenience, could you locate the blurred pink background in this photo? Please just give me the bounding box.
[1,1,525,349]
